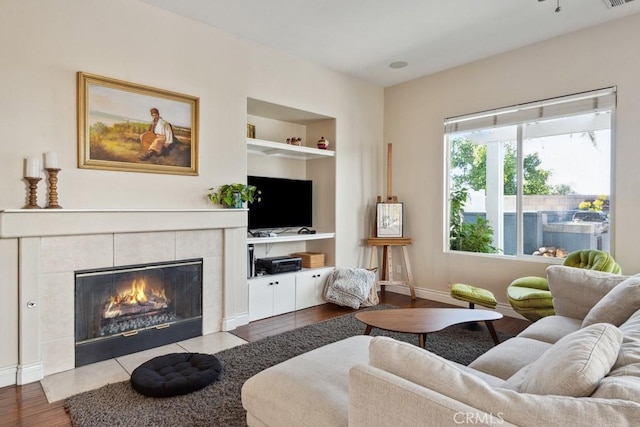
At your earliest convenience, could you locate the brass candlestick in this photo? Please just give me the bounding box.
[45,168,62,209]
[23,177,42,209]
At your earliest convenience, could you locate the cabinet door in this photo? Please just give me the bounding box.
[313,269,333,306]
[296,268,333,310]
[248,277,276,322]
[272,275,296,316]
[295,271,318,310]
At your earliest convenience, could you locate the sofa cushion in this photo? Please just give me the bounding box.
[546,266,630,319]
[592,376,640,402]
[241,335,372,427]
[468,337,552,380]
[517,315,581,345]
[591,308,640,402]
[582,277,640,327]
[612,308,640,372]
[368,336,506,393]
[503,323,622,397]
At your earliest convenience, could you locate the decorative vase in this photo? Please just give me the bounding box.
[317,136,329,149]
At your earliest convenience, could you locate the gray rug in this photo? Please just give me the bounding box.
[65,306,510,426]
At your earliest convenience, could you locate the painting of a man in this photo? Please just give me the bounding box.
[78,72,199,175]
[139,108,175,160]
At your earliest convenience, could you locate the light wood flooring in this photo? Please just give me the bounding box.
[0,292,530,426]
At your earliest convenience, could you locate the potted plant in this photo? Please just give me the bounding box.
[207,183,260,208]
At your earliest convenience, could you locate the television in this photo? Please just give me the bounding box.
[247,175,312,230]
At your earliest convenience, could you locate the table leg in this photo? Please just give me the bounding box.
[419,333,426,348]
[401,245,416,300]
[386,246,394,285]
[381,246,391,293]
[363,325,373,335]
[369,245,377,271]
[485,321,500,345]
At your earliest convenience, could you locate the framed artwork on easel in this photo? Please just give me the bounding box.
[376,202,403,237]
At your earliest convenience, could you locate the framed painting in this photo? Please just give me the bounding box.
[376,202,403,237]
[77,72,199,175]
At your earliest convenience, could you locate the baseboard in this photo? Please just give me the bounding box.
[16,361,44,385]
[382,285,526,320]
[222,313,249,331]
[0,364,17,387]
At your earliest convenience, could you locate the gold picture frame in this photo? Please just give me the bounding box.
[77,72,199,175]
[376,202,403,237]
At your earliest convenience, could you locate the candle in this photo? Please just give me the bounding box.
[25,157,41,178]
[45,151,58,169]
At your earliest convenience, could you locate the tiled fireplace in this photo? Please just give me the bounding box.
[0,209,249,385]
[74,259,204,367]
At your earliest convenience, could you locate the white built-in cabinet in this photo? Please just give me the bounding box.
[295,268,333,310]
[248,274,296,322]
[246,98,337,322]
[248,267,333,322]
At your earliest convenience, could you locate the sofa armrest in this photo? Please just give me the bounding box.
[546,266,630,319]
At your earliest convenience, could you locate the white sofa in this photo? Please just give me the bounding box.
[241,266,640,426]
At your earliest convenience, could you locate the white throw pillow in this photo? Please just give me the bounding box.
[503,323,622,397]
[546,266,629,320]
[583,277,640,327]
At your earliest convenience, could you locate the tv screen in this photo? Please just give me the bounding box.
[247,176,312,230]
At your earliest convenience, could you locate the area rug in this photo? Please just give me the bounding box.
[65,306,511,427]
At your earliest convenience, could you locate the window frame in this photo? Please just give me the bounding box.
[444,87,616,259]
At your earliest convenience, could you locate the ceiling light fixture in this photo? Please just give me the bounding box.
[389,61,408,69]
[538,0,562,12]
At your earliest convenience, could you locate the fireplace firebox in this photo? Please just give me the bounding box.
[74,259,203,367]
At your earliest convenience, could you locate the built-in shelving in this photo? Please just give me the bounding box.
[247,138,335,160]
[246,98,337,322]
[247,232,335,245]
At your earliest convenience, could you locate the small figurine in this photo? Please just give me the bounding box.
[317,136,329,149]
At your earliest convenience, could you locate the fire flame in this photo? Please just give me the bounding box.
[103,276,169,319]
[123,278,149,305]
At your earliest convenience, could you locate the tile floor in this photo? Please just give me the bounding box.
[39,332,247,403]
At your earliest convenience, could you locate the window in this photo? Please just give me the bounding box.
[445,87,615,257]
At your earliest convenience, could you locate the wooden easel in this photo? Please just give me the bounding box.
[367,144,416,300]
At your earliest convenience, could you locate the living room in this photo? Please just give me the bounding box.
[2,0,640,424]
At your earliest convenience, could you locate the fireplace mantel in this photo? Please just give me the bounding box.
[0,208,247,238]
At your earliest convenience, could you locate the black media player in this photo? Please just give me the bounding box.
[255,256,302,274]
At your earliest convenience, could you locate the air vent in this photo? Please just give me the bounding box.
[603,0,635,8]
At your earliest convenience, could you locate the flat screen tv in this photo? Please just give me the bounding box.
[247,175,312,230]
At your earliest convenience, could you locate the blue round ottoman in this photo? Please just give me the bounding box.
[130,352,222,398]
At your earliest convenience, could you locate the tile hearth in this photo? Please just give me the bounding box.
[40,331,247,402]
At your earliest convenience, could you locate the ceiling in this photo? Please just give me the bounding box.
[139,0,640,87]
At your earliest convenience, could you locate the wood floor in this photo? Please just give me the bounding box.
[0,292,530,426]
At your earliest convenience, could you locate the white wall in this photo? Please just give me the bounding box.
[0,0,383,384]
[0,0,382,211]
[385,13,640,303]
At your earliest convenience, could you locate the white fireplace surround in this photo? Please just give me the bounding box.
[0,209,249,385]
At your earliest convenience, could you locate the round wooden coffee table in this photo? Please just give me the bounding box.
[355,308,503,348]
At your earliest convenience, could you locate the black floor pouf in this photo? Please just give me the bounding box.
[130,352,222,398]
